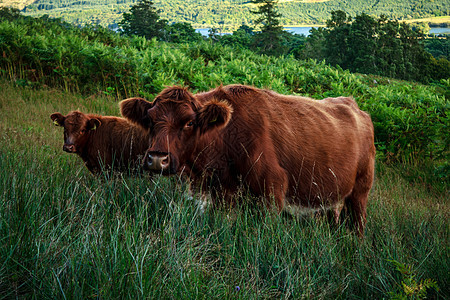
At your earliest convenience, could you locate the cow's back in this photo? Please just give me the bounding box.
[266,92,374,206]
[197,85,374,208]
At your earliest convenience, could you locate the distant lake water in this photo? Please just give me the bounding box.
[284,27,318,35]
[195,27,318,36]
[195,28,230,36]
[196,26,449,36]
[429,27,450,34]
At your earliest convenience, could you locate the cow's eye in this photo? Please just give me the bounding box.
[80,129,86,135]
[185,121,194,128]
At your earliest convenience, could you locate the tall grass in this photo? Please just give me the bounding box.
[0,81,448,298]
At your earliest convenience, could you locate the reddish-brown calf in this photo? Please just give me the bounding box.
[120,85,375,235]
[51,107,150,174]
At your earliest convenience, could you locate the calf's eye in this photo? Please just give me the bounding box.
[185,121,194,128]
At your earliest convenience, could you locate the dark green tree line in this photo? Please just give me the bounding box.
[298,11,450,83]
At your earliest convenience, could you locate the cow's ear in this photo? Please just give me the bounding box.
[197,99,233,134]
[87,118,101,131]
[50,113,65,126]
[120,97,153,128]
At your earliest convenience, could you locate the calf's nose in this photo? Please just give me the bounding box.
[145,152,170,171]
[63,144,76,153]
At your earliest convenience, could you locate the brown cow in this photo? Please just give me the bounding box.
[50,107,150,174]
[120,85,375,235]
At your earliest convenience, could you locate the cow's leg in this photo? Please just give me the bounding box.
[208,178,238,210]
[346,163,375,237]
[247,162,288,212]
[332,201,345,225]
[209,185,227,209]
[267,168,289,212]
[242,141,289,212]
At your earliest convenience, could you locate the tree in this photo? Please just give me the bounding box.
[376,18,404,78]
[326,10,349,28]
[293,27,326,60]
[309,11,450,83]
[207,28,221,42]
[119,0,167,40]
[348,13,379,74]
[251,0,287,56]
[219,25,255,49]
[164,22,202,43]
[0,7,21,21]
[251,0,283,33]
[324,10,352,69]
[424,38,449,60]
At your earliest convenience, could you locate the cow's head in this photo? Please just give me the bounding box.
[120,86,233,174]
[50,111,101,154]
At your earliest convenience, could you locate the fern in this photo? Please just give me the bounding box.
[388,259,439,299]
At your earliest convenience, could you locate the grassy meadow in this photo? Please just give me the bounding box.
[0,78,448,298]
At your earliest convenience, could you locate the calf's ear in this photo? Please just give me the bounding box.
[197,99,233,134]
[50,113,65,126]
[119,97,153,128]
[87,118,101,131]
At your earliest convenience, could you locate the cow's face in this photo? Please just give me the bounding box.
[50,111,100,154]
[120,87,233,175]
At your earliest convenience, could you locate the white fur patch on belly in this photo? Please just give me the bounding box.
[283,200,344,217]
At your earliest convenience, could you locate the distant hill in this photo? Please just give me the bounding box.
[0,0,34,10]
[7,0,450,29]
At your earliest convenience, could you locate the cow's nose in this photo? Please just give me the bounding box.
[63,144,75,153]
[145,152,170,171]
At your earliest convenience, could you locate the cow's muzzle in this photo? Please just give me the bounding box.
[143,151,174,174]
[63,144,76,153]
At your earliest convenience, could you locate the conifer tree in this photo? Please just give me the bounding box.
[251,0,283,32]
[119,0,167,40]
[251,0,288,56]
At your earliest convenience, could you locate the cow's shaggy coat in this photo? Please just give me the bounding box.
[120,85,375,235]
[51,107,150,174]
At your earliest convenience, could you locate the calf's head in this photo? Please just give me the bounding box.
[50,111,101,154]
[120,87,233,174]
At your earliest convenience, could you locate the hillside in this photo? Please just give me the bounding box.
[1,10,448,170]
[0,0,34,10]
[0,11,448,298]
[16,0,450,29]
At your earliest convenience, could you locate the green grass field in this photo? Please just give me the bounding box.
[0,80,448,298]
